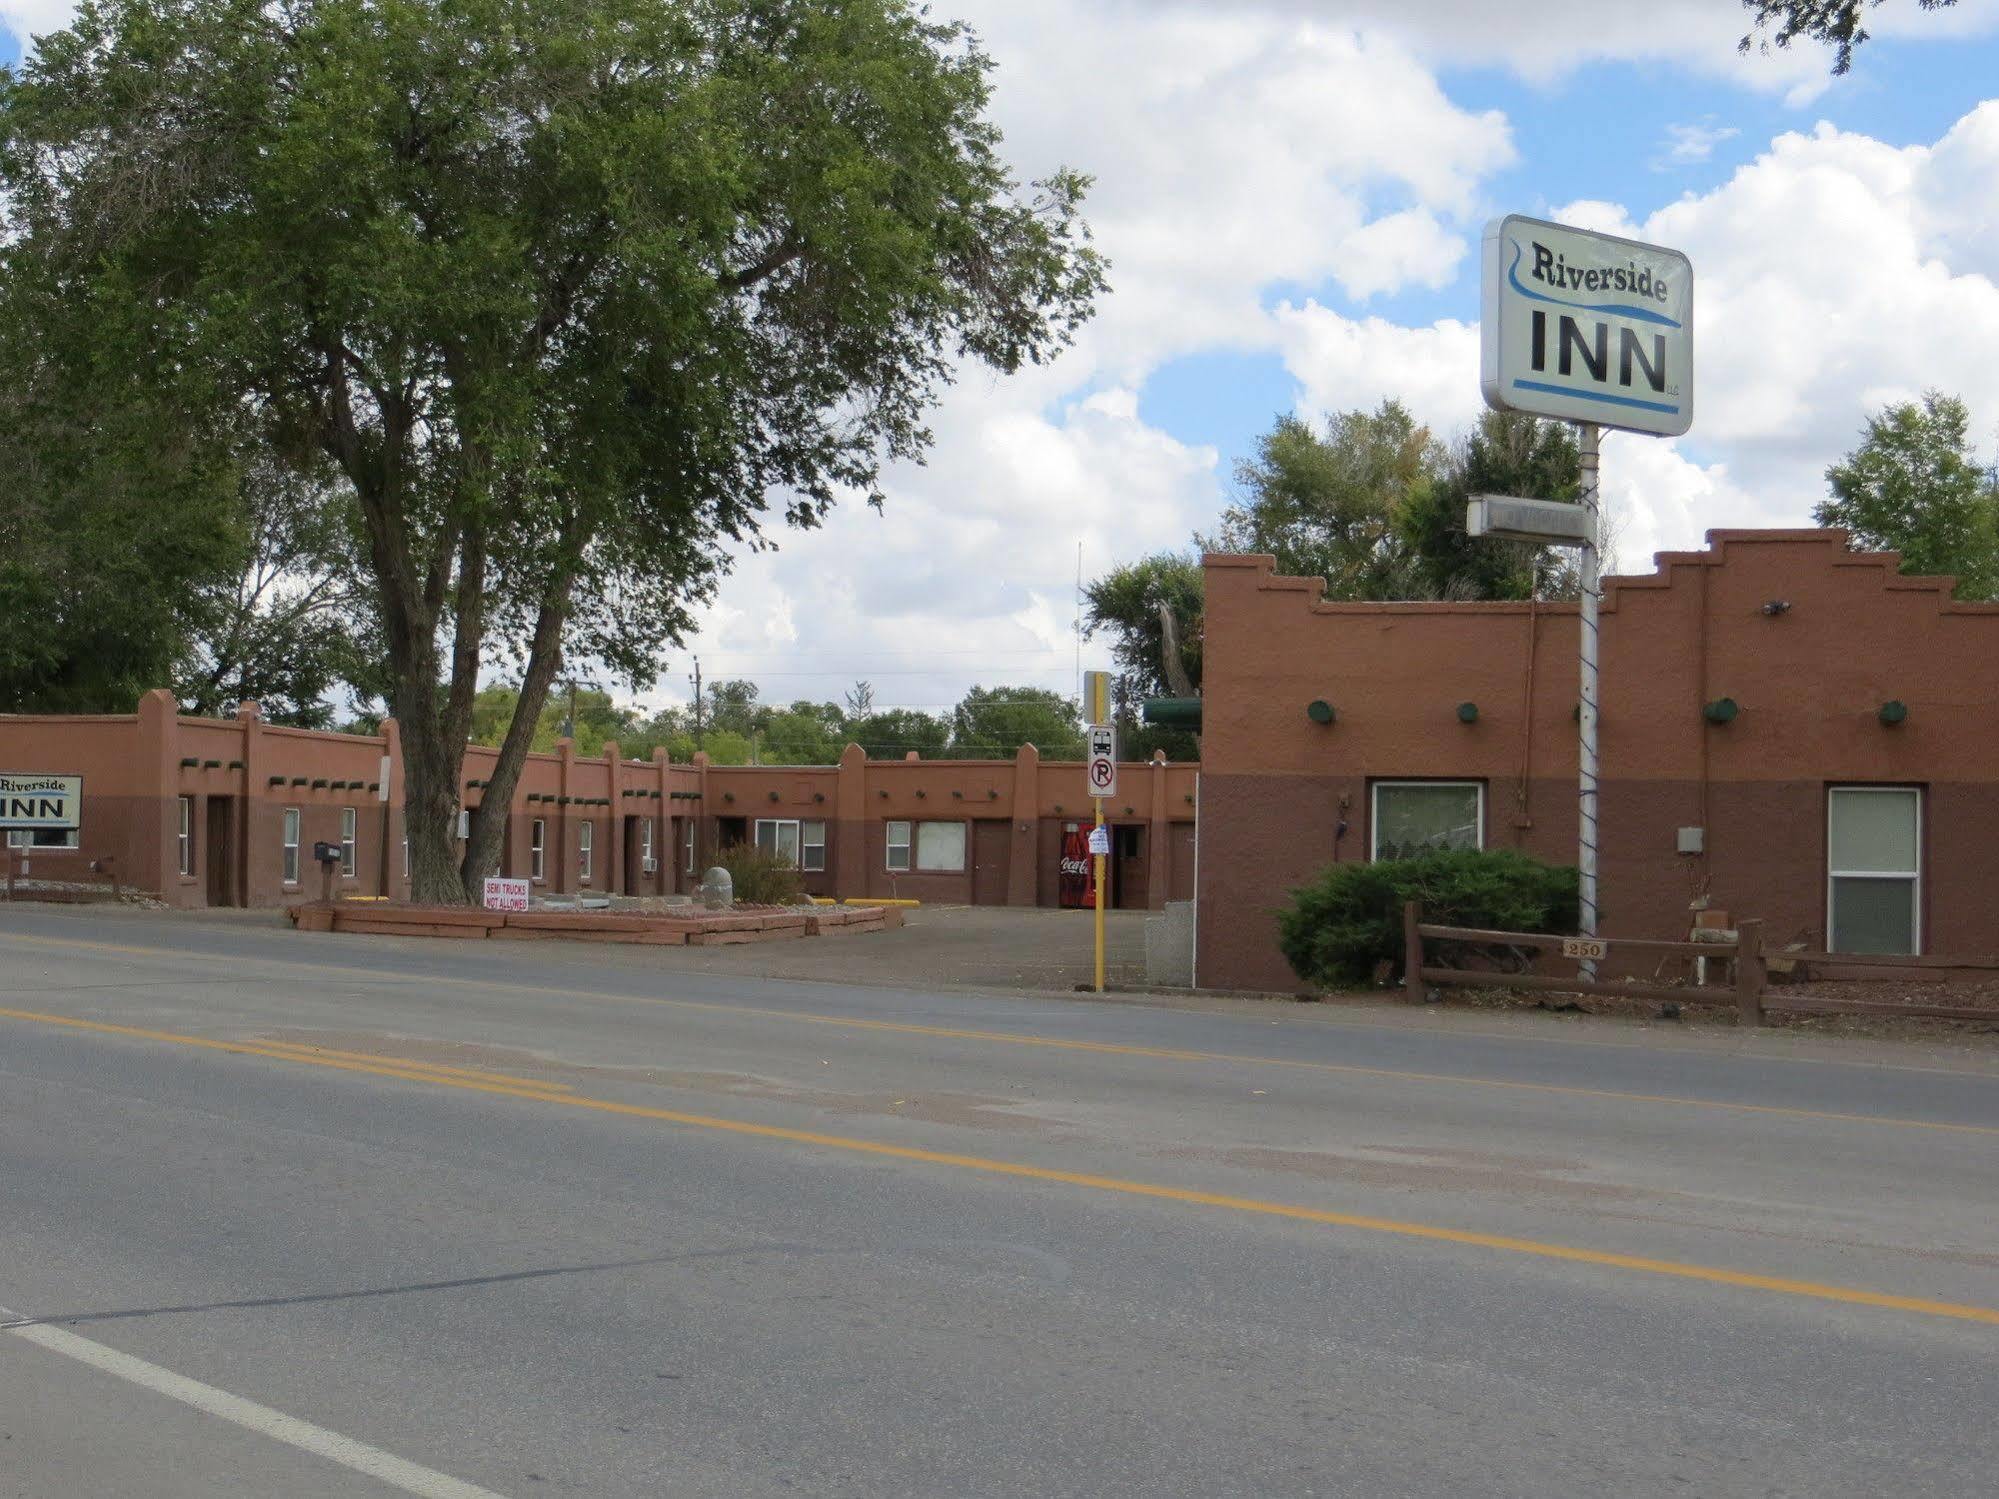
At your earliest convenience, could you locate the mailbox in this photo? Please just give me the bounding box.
[312,841,341,865]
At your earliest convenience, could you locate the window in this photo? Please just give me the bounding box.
[177,797,193,876]
[1371,781,1484,861]
[1828,787,1921,955]
[886,820,912,872]
[753,819,827,871]
[682,818,695,874]
[755,818,802,866]
[915,820,967,873]
[282,808,301,885]
[579,821,593,883]
[402,836,410,880]
[531,819,546,882]
[340,807,357,878]
[641,819,655,869]
[7,827,79,850]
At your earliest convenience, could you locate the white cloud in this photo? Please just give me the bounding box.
[1659,120,1741,167]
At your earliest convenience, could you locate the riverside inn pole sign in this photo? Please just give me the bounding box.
[1480,214,1693,436]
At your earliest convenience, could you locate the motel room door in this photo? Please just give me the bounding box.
[971,821,1011,905]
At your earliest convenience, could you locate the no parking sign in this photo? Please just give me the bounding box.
[1086,724,1117,801]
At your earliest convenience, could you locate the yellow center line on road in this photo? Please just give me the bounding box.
[244,1039,575,1093]
[1,1000,1995,1329]
[4,929,1996,1138]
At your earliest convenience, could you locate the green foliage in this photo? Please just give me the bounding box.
[1,0,1103,901]
[0,281,242,712]
[849,708,950,760]
[761,705,845,765]
[1398,410,1582,602]
[1815,392,1999,600]
[1740,0,1957,75]
[1197,403,1580,604]
[1277,849,1580,990]
[1205,405,1441,599]
[946,685,1083,759]
[714,841,804,906]
[1083,551,1204,698]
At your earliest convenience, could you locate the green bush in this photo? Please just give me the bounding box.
[713,842,806,905]
[1277,848,1579,989]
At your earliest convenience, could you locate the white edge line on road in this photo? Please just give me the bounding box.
[0,1308,509,1499]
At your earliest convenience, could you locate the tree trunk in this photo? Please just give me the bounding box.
[457,578,573,899]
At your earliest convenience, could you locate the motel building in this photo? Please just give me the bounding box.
[1193,529,1999,992]
[0,697,1196,915]
[4,528,1995,992]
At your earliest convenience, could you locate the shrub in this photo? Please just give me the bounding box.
[713,842,805,906]
[1277,848,1579,990]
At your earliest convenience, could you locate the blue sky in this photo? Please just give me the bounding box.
[1140,24,1999,488]
[9,1,1999,712]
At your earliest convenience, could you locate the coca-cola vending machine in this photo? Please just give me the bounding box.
[1058,822,1096,908]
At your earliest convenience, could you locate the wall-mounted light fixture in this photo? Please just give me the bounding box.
[1879,700,1908,726]
[1306,699,1335,725]
[1703,697,1739,725]
[1456,702,1479,724]
[1761,600,1791,616]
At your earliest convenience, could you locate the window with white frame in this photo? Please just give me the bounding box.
[754,818,827,872]
[282,808,301,884]
[531,818,546,881]
[682,817,695,874]
[1827,786,1921,955]
[641,818,654,870]
[915,820,967,873]
[402,836,410,879]
[579,820,593,882]
[885,820,912,872]
[1371,781,1484,861]
[177,796,193,876]
[340,807,357,878]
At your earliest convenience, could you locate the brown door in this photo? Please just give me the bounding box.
[1113,824,1148,909]
[204,797,233,907]
[971,820,1011,905]
[624,817,645,894]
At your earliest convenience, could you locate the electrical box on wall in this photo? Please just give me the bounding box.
[1676,826,1705,855]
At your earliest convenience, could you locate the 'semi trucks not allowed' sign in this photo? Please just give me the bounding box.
[482,877,531,912]
[1481,214,1693,437]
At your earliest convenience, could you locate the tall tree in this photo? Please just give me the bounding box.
[1082,552,1203,699]
[1398,410,1582,602]
[175,452,367,727]
[0,283,242,713]
[703,680,769,742]
[1202,404,1443,600]
[1,0,1103,901]
[1741,0,1958,74]
[848,708,950,759]
[946,685,1083,760]
[1815,392,1999,599]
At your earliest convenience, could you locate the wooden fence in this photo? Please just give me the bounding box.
[1401,903,1996,1026]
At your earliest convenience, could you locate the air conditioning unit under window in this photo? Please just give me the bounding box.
[641,857,657,874]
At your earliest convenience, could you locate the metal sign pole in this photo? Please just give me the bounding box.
[1093,795,1106,993]
[1577,422,1602,976]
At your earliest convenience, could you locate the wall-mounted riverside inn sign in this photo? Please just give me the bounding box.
[0,772,81,830]
[1480,214,1692,437]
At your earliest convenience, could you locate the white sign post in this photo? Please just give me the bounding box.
[1480,214,1694,971]
[1085,724,1118,802]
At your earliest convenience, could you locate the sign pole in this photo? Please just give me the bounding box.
[1083,670,1114,995]
[1577,422,1601,977]
[1093,794,1106,993]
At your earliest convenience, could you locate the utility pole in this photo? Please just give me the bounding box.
[689,658,704,749]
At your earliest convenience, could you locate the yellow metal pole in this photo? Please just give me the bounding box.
[1093,796,1106,993]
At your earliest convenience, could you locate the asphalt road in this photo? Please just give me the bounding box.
[1,904,1995,1497]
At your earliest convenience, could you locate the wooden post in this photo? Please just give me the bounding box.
[1403,901,1425,1004]
[1734,918,1765,1028]
[4,843,15,901]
